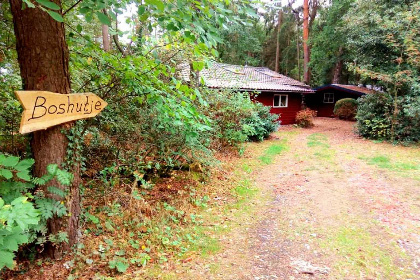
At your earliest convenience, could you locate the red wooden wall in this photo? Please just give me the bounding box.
[305,92,359,117]
[253,92,302,125]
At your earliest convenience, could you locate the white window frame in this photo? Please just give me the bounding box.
[323,93,334,103]
[273,94,288,108]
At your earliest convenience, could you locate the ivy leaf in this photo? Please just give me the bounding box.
[0,169,13,180]
[35,0,60,10]
[14,159,35,172]
[2,156,19,167]
[96,12,111,26]
[47,10,64,22]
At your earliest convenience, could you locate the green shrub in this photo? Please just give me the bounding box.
[0,154,72,270]
[295,108,316,128]
[356,93,420,142]
[356,93,393,139]
[241,102,279,141]
[334,98,358,120]
[205,90,279,149]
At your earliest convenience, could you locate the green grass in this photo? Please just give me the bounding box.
[241,164,252,173]
[233,179,255,196]
[307,133,335,161]
[321,226,412,279]
[360,155,419,171]
[258,140,288,164]
[307,133,330,148]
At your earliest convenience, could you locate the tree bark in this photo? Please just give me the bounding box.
[10,0,80,258]
[102,25,111,51]
[303,0,310,84]
[332,47,344,84]
[275,10,283,73]
[101,9,111,52]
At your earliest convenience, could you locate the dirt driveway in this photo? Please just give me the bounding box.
[174,118,420,280]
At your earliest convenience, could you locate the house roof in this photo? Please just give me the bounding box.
[179,61,314,93]
[313,84,377,96]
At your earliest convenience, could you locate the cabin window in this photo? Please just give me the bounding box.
[323,93,334,103]
[273,94,288,108]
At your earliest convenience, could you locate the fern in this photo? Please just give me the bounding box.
[35,198,54,220]
[32,174,53,186]
[55,169,73,186]
[46,164,58,175]
[47,186,67,198]
[52,200,67,218]
[0,154,73,270]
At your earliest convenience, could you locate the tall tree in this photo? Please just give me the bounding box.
[9,0,80,257]
[303,0,310,84]
[310,0,354,86]
[274,10,283,72]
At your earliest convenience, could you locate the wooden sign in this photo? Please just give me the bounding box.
[15,91,107,134]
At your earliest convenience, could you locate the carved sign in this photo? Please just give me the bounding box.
[15,91,107,134]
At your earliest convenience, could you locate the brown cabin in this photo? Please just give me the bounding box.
[196,62,314,125]
[305,84,377,117]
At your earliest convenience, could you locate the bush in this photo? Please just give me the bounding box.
[204,90,278,149]
[241,102,279,141]
[356,93,393,139]
[356,93,420,142]
[295,108,316,128]
[334,98,358,120]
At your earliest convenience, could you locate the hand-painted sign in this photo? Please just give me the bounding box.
[15,91,107,134]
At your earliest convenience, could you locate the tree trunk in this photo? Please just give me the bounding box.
[303,0,310,84]
[332,47,343,84]
[296,18,300,81]
[10,0,80,258]
[102,24,111,51]
[275,10,283,73]
[390,85,399,142]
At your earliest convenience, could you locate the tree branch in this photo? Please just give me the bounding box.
[63,0,83,15]
[112,34,126,56]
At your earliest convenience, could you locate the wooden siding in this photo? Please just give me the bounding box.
[254,92,302,125]
[305,91,359,117]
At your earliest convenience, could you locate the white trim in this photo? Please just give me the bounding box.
[323,92,334,103]
[273,94,288,108]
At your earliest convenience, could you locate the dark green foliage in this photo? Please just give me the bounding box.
[204,90,278,151]
[334,98,358,120]
[242,102,279,141]
[262,8,301,79]
[217,20,266,67]
[357,93,420,142]
[356,93,393,140]
[310,0,355,86]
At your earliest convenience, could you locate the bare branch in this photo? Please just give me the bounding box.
[63,0,83,15]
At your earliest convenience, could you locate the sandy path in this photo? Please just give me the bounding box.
[175,118,420,280]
